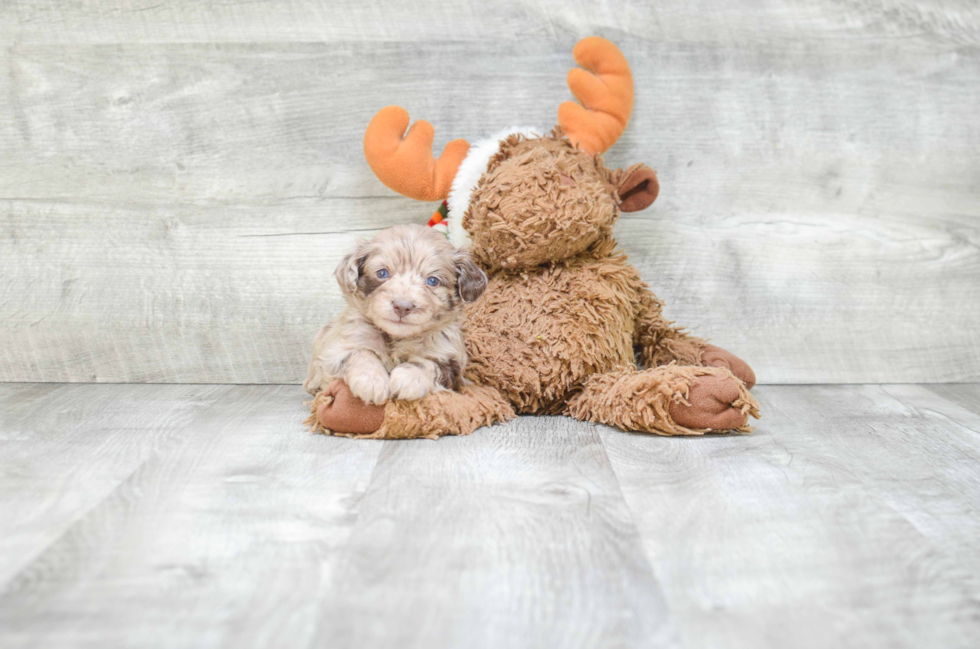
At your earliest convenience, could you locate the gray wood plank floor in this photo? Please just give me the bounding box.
[2,384,980,648]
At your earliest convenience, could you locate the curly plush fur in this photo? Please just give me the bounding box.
[567,365,758,436]
[308,383,514,440]
[457,132,757,432]
[465,134,618,272]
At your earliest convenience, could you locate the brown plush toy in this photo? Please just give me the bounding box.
[309,37,760,439]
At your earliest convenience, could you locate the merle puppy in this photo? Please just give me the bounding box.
[304,224,487,405]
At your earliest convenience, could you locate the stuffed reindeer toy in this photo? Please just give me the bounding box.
[309,37,760,439]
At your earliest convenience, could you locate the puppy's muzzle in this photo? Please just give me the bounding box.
[392,299,415,318]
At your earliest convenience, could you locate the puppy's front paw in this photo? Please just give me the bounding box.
[346,367,390,405]
[304,363,331,396]
[389,364,434,402]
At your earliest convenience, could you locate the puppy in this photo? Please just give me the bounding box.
[304,224,488,404]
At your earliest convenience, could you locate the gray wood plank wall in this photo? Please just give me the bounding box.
[2,1,978,384]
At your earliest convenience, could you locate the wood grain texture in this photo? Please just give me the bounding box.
[879,383,980,581]
[0,200,398,383]
[313,415,678,649]
[2,0,978,44]
[1,4,979,384]
[0,386,677,648]
[0,383,226,585]
[925,383,980,416]
[600,385,980,648]
[4,383,980,647]
[0,384,384,648]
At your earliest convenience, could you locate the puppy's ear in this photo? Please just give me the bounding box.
[335,240,370,295]
[454,250,488,303]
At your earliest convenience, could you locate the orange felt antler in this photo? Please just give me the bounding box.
[558,37,634,154]
[363,106,471,202]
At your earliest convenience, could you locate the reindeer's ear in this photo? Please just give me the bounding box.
[454,250,488,303]
[613,164,659,212]
[335,240,370,295]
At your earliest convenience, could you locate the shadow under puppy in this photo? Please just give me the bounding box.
[304,224,488,432]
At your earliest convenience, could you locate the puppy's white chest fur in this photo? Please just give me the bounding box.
[304,308,468,402]
[381,328,464,370]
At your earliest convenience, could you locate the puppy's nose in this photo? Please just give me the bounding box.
[392,300,415,318]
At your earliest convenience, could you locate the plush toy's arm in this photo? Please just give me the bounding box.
[633,286,757,388]
[308,380,515,440]
[633,287,706,368]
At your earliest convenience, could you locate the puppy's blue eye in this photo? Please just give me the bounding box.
[426,277,439,287]
[376,269,389,279]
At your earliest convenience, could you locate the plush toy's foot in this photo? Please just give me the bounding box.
[700,344,756,389]
[565,364,760,436]
[306,380,516,440]
[668,373,751,431]
[311,380,385,435]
